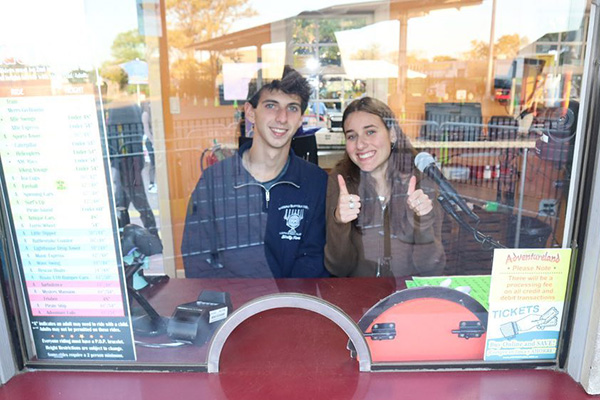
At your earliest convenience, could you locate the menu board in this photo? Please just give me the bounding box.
[0,81,136,361]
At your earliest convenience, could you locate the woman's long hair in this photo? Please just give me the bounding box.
[335,97,417,230]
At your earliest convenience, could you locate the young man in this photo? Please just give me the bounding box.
[181,67,328,278]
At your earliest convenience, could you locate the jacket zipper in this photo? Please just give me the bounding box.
[377,199,390,277]
[234,180,300,209]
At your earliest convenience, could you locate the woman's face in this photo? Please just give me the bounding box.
[344,111,393,175]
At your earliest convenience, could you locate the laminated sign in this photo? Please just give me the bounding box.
[484,248,571,361]
[0,88,136,362]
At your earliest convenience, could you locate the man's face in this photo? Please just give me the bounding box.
[245,89,303,151]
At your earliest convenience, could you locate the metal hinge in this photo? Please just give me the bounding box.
[364,322,396,340]
[451,321,485,339]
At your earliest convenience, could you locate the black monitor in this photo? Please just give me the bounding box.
[421,102,483,141]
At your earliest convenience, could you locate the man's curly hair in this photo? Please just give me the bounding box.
[247,65,312,113]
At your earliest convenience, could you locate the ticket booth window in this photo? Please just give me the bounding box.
[0,0,593,371]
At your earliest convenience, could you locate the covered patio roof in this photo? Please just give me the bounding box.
[189,0,482,52]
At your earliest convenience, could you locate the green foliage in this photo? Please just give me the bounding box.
[318,17,368,43]
[291,17,367,45]
[291,19,318,44]
[99,62,129,90]
[291,17,368,69]
[94,29,146,91]
[111,29,146,63]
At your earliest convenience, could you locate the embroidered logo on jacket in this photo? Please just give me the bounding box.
[279,204,308,240]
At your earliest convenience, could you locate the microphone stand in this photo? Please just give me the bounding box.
[125,252,169,336]
[437,195,506,250]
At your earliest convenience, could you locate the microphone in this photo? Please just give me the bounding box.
[414,152,479,222]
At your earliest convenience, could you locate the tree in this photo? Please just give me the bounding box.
[464,34,528,61]
[111,29,146,63]
[291,17,369,67]
[97,30,146,92]
[291,19,318,45]
[495,34,526,59]
[433,55,458,62]
[465,40,489,60]
[99,63,129,90]
[166,0,256,98]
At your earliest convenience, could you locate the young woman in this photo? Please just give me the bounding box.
[325,97,446,277]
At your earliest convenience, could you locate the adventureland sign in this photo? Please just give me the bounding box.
[484,249,571,361]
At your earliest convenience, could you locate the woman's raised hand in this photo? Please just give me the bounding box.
[335,174,361,223]
[406,176,433,217]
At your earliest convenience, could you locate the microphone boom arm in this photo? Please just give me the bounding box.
[437,195,506,250]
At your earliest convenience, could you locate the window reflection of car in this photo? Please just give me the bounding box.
[307,103,343,133]
[494,56,546,104]
[305,96,347,146]
[304,104,345,147]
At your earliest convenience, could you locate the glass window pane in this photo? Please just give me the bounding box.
[0,0,593,371]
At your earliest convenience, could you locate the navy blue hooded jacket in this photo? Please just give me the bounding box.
[181,141,328,278]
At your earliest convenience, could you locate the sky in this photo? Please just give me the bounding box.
[0,1,91,72]
[407,0,586,59]
[0,0,137,72]
[0,0,588,74]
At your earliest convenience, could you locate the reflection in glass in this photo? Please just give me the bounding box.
[1,0,593,369]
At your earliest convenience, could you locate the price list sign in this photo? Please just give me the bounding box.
[0,81,136,361]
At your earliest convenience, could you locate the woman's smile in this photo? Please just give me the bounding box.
[357,150,376,160]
